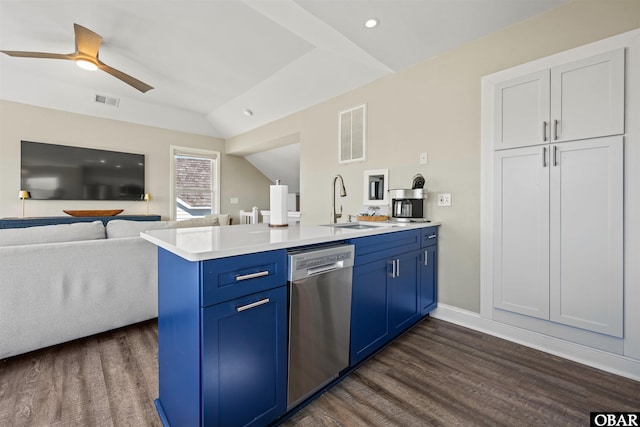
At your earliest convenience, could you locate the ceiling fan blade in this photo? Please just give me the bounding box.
[1,50,72,60]
[74,23,102,57]
[98,62,154,93]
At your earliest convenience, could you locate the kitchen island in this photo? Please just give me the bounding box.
[142,222,439,427]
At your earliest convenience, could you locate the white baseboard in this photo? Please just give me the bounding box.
[430,304,640,382]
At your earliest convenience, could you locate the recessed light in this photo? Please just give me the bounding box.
[243,109,254,117]
[364,18,379,29]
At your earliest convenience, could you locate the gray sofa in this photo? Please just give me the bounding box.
[0,215,228,359]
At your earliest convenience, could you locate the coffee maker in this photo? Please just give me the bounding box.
[389,175,428,222]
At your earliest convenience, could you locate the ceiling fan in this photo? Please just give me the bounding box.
[0,23,153,93]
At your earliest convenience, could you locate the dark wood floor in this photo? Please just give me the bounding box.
[1,317,638,427]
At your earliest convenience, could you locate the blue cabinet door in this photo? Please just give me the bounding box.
[389,250,421,338]
[202,286,288,427]
[350,258,390,366]
[420,245,438,315]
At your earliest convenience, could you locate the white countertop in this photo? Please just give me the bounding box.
[141,222,440,262]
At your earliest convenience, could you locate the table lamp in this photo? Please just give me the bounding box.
[144,193,151,214]
[18,190,30,218]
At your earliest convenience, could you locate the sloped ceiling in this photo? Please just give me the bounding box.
[245,143,300,193]
[0,0,567,139]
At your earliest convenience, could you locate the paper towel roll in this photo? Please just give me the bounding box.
[269,183,288,226]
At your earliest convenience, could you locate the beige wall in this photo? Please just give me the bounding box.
[0,100,272,223]
[225,1,640,313]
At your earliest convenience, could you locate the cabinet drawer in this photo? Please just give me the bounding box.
[201,250,287,307]
[350,230,420,265]
[421,227,438,247]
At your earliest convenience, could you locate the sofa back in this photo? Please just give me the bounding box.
[0,220,105,247]
[106,215,222,239]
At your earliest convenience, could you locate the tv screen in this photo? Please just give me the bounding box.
[21,141,145,201]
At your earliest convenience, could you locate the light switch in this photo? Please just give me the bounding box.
[437,193,451,207]
[419,152,428,165]
[230,197,239,204]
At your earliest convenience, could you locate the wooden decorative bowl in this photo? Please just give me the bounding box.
[63,209,124,217]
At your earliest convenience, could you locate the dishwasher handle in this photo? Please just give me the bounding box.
[306,261,344,277]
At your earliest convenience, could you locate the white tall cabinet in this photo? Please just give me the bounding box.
[494,49,624,150]
[492,49,625,339]
[494,137,624,337]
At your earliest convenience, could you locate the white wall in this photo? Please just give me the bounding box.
[0,100,272,222]
[226,1,640,313]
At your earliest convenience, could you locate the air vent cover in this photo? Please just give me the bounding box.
[94,94,120,107]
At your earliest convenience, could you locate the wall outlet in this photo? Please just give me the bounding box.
[419,152,428,165]
[437,193,451,207]
[230,197,239,204]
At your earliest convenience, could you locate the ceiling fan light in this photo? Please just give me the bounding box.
[76,59,98,71]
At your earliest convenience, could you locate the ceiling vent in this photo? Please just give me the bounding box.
[94,94,120,107]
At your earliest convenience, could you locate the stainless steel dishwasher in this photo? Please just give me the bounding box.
[287,244,354,409]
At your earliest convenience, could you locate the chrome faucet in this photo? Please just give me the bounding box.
[331,174,347,223]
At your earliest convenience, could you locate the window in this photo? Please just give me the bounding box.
[170,146,220,220]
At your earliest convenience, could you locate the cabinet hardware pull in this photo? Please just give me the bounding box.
[543,121,548,142]
[235,270,269,281]
[428,234,437,239]
[396,259,400,277]
[236,298,270,312]
[553,145,558,166]
[542,146,547,167]
[553,119,559,140]
[391,260,396,278]
[424,251,429,266]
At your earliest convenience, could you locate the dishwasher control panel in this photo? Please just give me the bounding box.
[288,244,354,281]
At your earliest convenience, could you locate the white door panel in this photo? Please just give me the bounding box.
[494,147,550,318]
[551,49,625,142]
[549,137,624,337]
[494,70,550,150]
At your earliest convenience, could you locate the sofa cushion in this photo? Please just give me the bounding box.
[206,213,230,226]
[0,220,106,247]
[106,219,171,239]
[162,216,219,229]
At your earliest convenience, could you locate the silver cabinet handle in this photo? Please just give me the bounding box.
[543,121,548,142]
[391,259,397,278]
[542,146,547,167]
[235,270,269,281]
[424,251,429,266]
[427,234,437,239]
[236,298,270,312]
[553,145,558,166]
[396,259,400,277]
[553,119,559,140]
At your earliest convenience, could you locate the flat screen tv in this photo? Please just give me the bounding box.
[21,141,145,201]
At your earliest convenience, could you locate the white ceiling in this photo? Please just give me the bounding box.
[0,0,566,139]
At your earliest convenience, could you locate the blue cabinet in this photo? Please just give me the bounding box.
[389,250,421,338]
[155,248,287,427]
[349,230,422,366]
[202,287,287,427]
[420,228,438,315]
[350,258,390,364]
